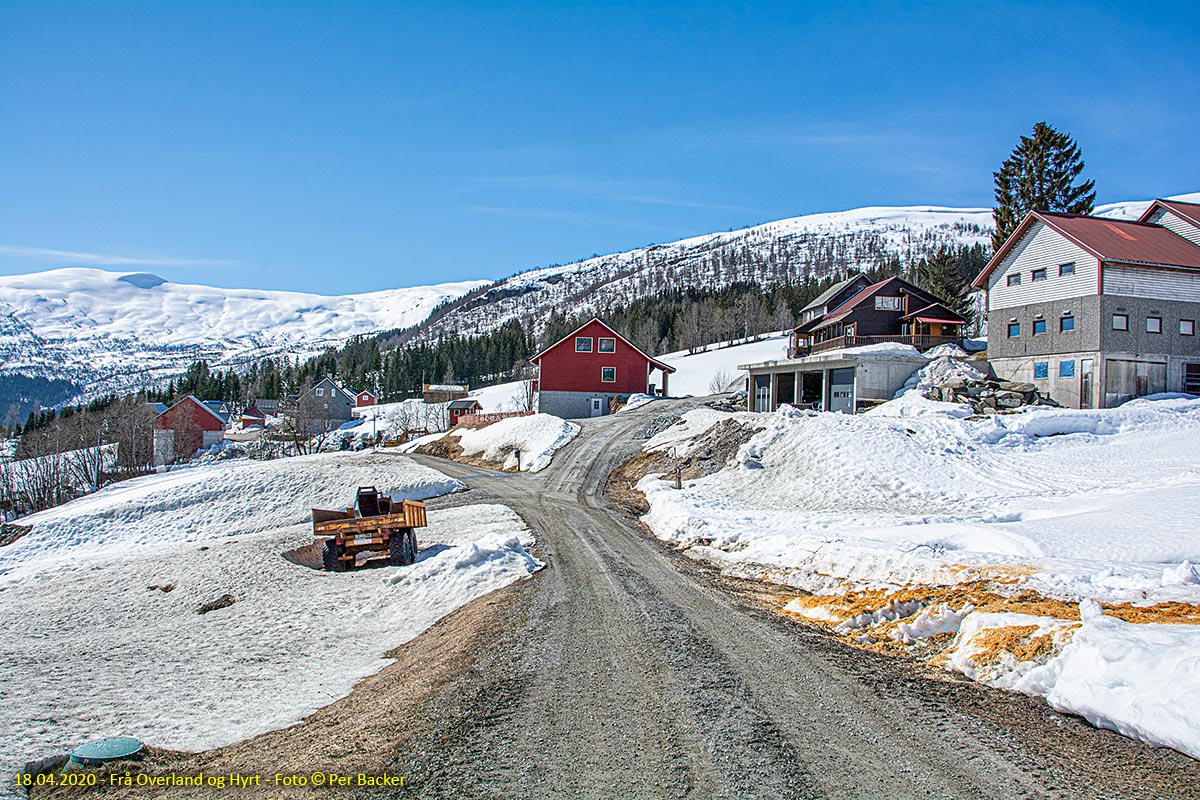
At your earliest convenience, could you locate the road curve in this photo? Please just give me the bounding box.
[397,401,1200,800]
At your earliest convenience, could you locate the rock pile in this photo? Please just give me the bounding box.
[919,356,1060,414]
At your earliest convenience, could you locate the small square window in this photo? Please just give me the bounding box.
[575,337,593,352]
[1007,273,1021,287]
[598,337,616,353]
[1147,317,1162,334]
[601,367,616,383]
[1060,316,1075,332]
[1007,322,1020,338]
[1032,319,1047,335]
[1112,314,1129,331]
[315,387,324,397]
[1183,320,1196,336]
[1059,262,1076,276]
[1034,362,1048,379]
[1031,268,1047,282]
[1059,360,1075,378]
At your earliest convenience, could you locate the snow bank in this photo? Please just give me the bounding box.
[947,603,1200,759]
[450,413,580,472]
[638,396,1200,756]
[0,453,540,780]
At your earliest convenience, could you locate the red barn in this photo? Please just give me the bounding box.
[355,390,377,408]
[531,318,675,418]
[153,396,230,465]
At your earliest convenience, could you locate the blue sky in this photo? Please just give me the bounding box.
[1,1,1197,294]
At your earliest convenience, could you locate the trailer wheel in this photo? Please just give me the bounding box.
[389,533,408,566]
[323,540,346,572]
[405,531,419,565]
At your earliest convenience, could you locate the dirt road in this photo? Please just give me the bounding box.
[393,401,1200,799]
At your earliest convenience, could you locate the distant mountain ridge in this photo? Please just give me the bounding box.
[2,193,1195,408]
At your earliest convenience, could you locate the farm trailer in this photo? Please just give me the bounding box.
[311,486,428,572]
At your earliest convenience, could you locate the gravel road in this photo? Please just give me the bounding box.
[391,400,1200,800]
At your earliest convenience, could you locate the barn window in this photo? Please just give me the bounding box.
[1112,314,1128,331]
[1031,268,1047,282]
[1007,274,1021,287]
[1059,262,1076,276]
[1032,319,1047,335]
[598,337,616,352]
[1007,322,1020,338]
[575,337,593,352]
[1060,315,1075,332]
[601,367,616,383]
[316,387,324,397]
[874,296,902,310]
[1146,317,1162,334]
[1182,320,1196,336]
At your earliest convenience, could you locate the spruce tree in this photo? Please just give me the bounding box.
[992,121,1096,251]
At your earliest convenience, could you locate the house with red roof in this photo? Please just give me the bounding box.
[741,274,966,414]
[974,200,1200,408]
[153,396,230,464]
[531,318,676,418]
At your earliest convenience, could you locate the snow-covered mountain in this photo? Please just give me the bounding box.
[412,193,1199,343]
[2,193,1195,407]
[0,269,485,400]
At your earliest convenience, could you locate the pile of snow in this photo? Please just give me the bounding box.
[450,413,580,472]
[618,393,657,412]
[656,334,789,397]
[637,396,1200,755]
[947,602,1200,759]
[0,452,540,779]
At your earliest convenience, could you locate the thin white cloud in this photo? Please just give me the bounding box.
[0,245,236,268]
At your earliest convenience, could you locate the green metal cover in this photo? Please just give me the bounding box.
[69,737,143,765]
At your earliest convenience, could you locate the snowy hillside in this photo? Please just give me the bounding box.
[414,192,1200,343]
[638,394,1200,757]
[0,268,485,401]
[0,450,542,780]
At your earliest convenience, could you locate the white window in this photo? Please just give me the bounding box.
[598,337,616,353]
[1147,317,1162,334]
[874,296,902,310]
[601,367,616,383]
[315,387,324,397]
[1183,320,1196,336]
[575,337,593,352]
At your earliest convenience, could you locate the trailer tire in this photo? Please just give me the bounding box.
[389,533,408,566]
[323,540,346,572]
[406,532,419,565]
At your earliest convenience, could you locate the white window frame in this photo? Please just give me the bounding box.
[575,337,593,352]
[598,337,616,353]
[601,366,616,383]
[874,296,902,311]
[315,387,324,397]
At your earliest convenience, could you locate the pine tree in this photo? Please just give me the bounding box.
[993,121,1096,251]
[915,247,974,328]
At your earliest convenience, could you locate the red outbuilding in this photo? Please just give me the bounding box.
[355,390,378,408]
[530,318,675,418]
[153,396,230,464]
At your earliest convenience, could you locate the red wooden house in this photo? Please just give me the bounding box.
[448,398,483,424]
[530,318,675,418]
[153,396,230,464]
[355,390,377,408]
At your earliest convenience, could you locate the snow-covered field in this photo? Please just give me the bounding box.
[0,450,541,779]
[638,393,1200,757]
[657,333,789,397]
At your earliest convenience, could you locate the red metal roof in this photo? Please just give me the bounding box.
[1138,198,1200,228]
[816,276,899,325]
[974,210,1200,289]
